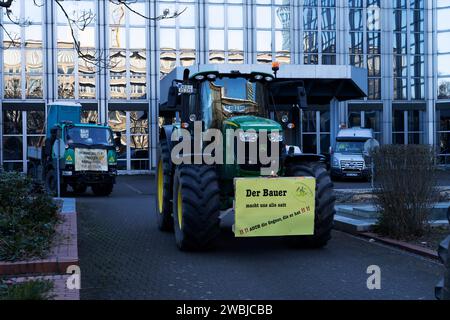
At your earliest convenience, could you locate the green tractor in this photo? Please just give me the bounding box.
[156,64,364,250]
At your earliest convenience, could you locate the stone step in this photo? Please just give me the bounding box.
[335,203,450,220]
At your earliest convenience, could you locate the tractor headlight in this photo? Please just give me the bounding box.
[239,131,258,142]
[268,131,284,142]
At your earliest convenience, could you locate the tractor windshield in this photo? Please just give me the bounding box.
[199,77,269,129]
[66,126,114,147]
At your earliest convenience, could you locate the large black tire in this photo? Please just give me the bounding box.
[286,162,336,248]
[155,140,173,231]
[172,165,221,251]
[92,183,114,196]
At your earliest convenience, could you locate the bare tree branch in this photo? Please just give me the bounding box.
[0,0,13,8]
[1,0,185,71]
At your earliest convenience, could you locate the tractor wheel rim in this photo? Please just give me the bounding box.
[177,185,183,230]
[157,160,163,213]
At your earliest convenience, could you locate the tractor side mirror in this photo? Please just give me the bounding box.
[297,86,307,109]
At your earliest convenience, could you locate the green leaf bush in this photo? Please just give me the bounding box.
[0,172,60,261]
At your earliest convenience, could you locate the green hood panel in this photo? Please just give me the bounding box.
[225,116,282,131]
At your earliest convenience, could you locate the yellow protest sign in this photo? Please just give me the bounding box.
[234,177,316,237]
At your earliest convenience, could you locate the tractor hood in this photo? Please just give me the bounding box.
[225,115,282,131]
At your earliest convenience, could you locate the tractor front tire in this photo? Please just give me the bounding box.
[286,162,336,248]
[155,140,173,231]
[172,165,221,251]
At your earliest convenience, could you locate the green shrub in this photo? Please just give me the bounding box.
[0,172,60,261]
[372,145,438,239]
[0,279,55,300]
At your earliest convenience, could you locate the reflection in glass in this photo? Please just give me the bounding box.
[26,50,43,73]
[160,51,177,77]
[25,25,42,48]
[79,74,96,99]
[131,160,150,170]
[394,78,407,100]
[111,27,126,49]
[26,75,43,99]
[27,111,45,134]
[4,75,22,99]
[130,51,147,100]
[3,137,23,160]
[110,51,126,99]
[3,110,22,134]
[79,27,95,48]
[57,50,75,74]
[303,31,318,53]
[58,75,75,99]
[348,112,361,127]
[81,111,98,124]
[57,26,75,49]
[411,78,424,100]
[130,111,149,134]
[3,49,21,73]
[368,78,381,100]
[438,78,450,99]
[130,134,149,150]
[438,54,450,76]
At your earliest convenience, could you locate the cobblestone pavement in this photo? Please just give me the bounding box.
[77,175,444,300]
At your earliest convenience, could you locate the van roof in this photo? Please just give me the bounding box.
[337,127,373,139]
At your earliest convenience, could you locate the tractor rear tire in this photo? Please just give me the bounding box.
[172,164,221,251]
[286,162,336,248]
[155,140,174,231]
[92,183,114,196]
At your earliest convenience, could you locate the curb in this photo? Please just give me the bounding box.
[358,232,439,261]
[0,198,79,276]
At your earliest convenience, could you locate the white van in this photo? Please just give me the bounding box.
[330,127,374,180]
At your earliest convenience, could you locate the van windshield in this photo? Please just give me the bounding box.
[335,141,365,154]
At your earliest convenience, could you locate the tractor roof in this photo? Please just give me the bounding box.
[160,64,368,105]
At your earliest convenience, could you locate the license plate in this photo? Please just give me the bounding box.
[346,173,359,177]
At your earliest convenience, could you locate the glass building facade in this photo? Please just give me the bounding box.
[0,0,448,172]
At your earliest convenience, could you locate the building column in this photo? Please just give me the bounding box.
[44,0,56,104]
[198,0,206,65]
[149,0,159,170]
[97,0,108,125]
[291,0,300,64]
[381,0,393,144]
[246,0,254,64]
[425,0,436,145]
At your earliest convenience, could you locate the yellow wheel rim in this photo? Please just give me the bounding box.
[177,186,183,230]
[157,160,164,213]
